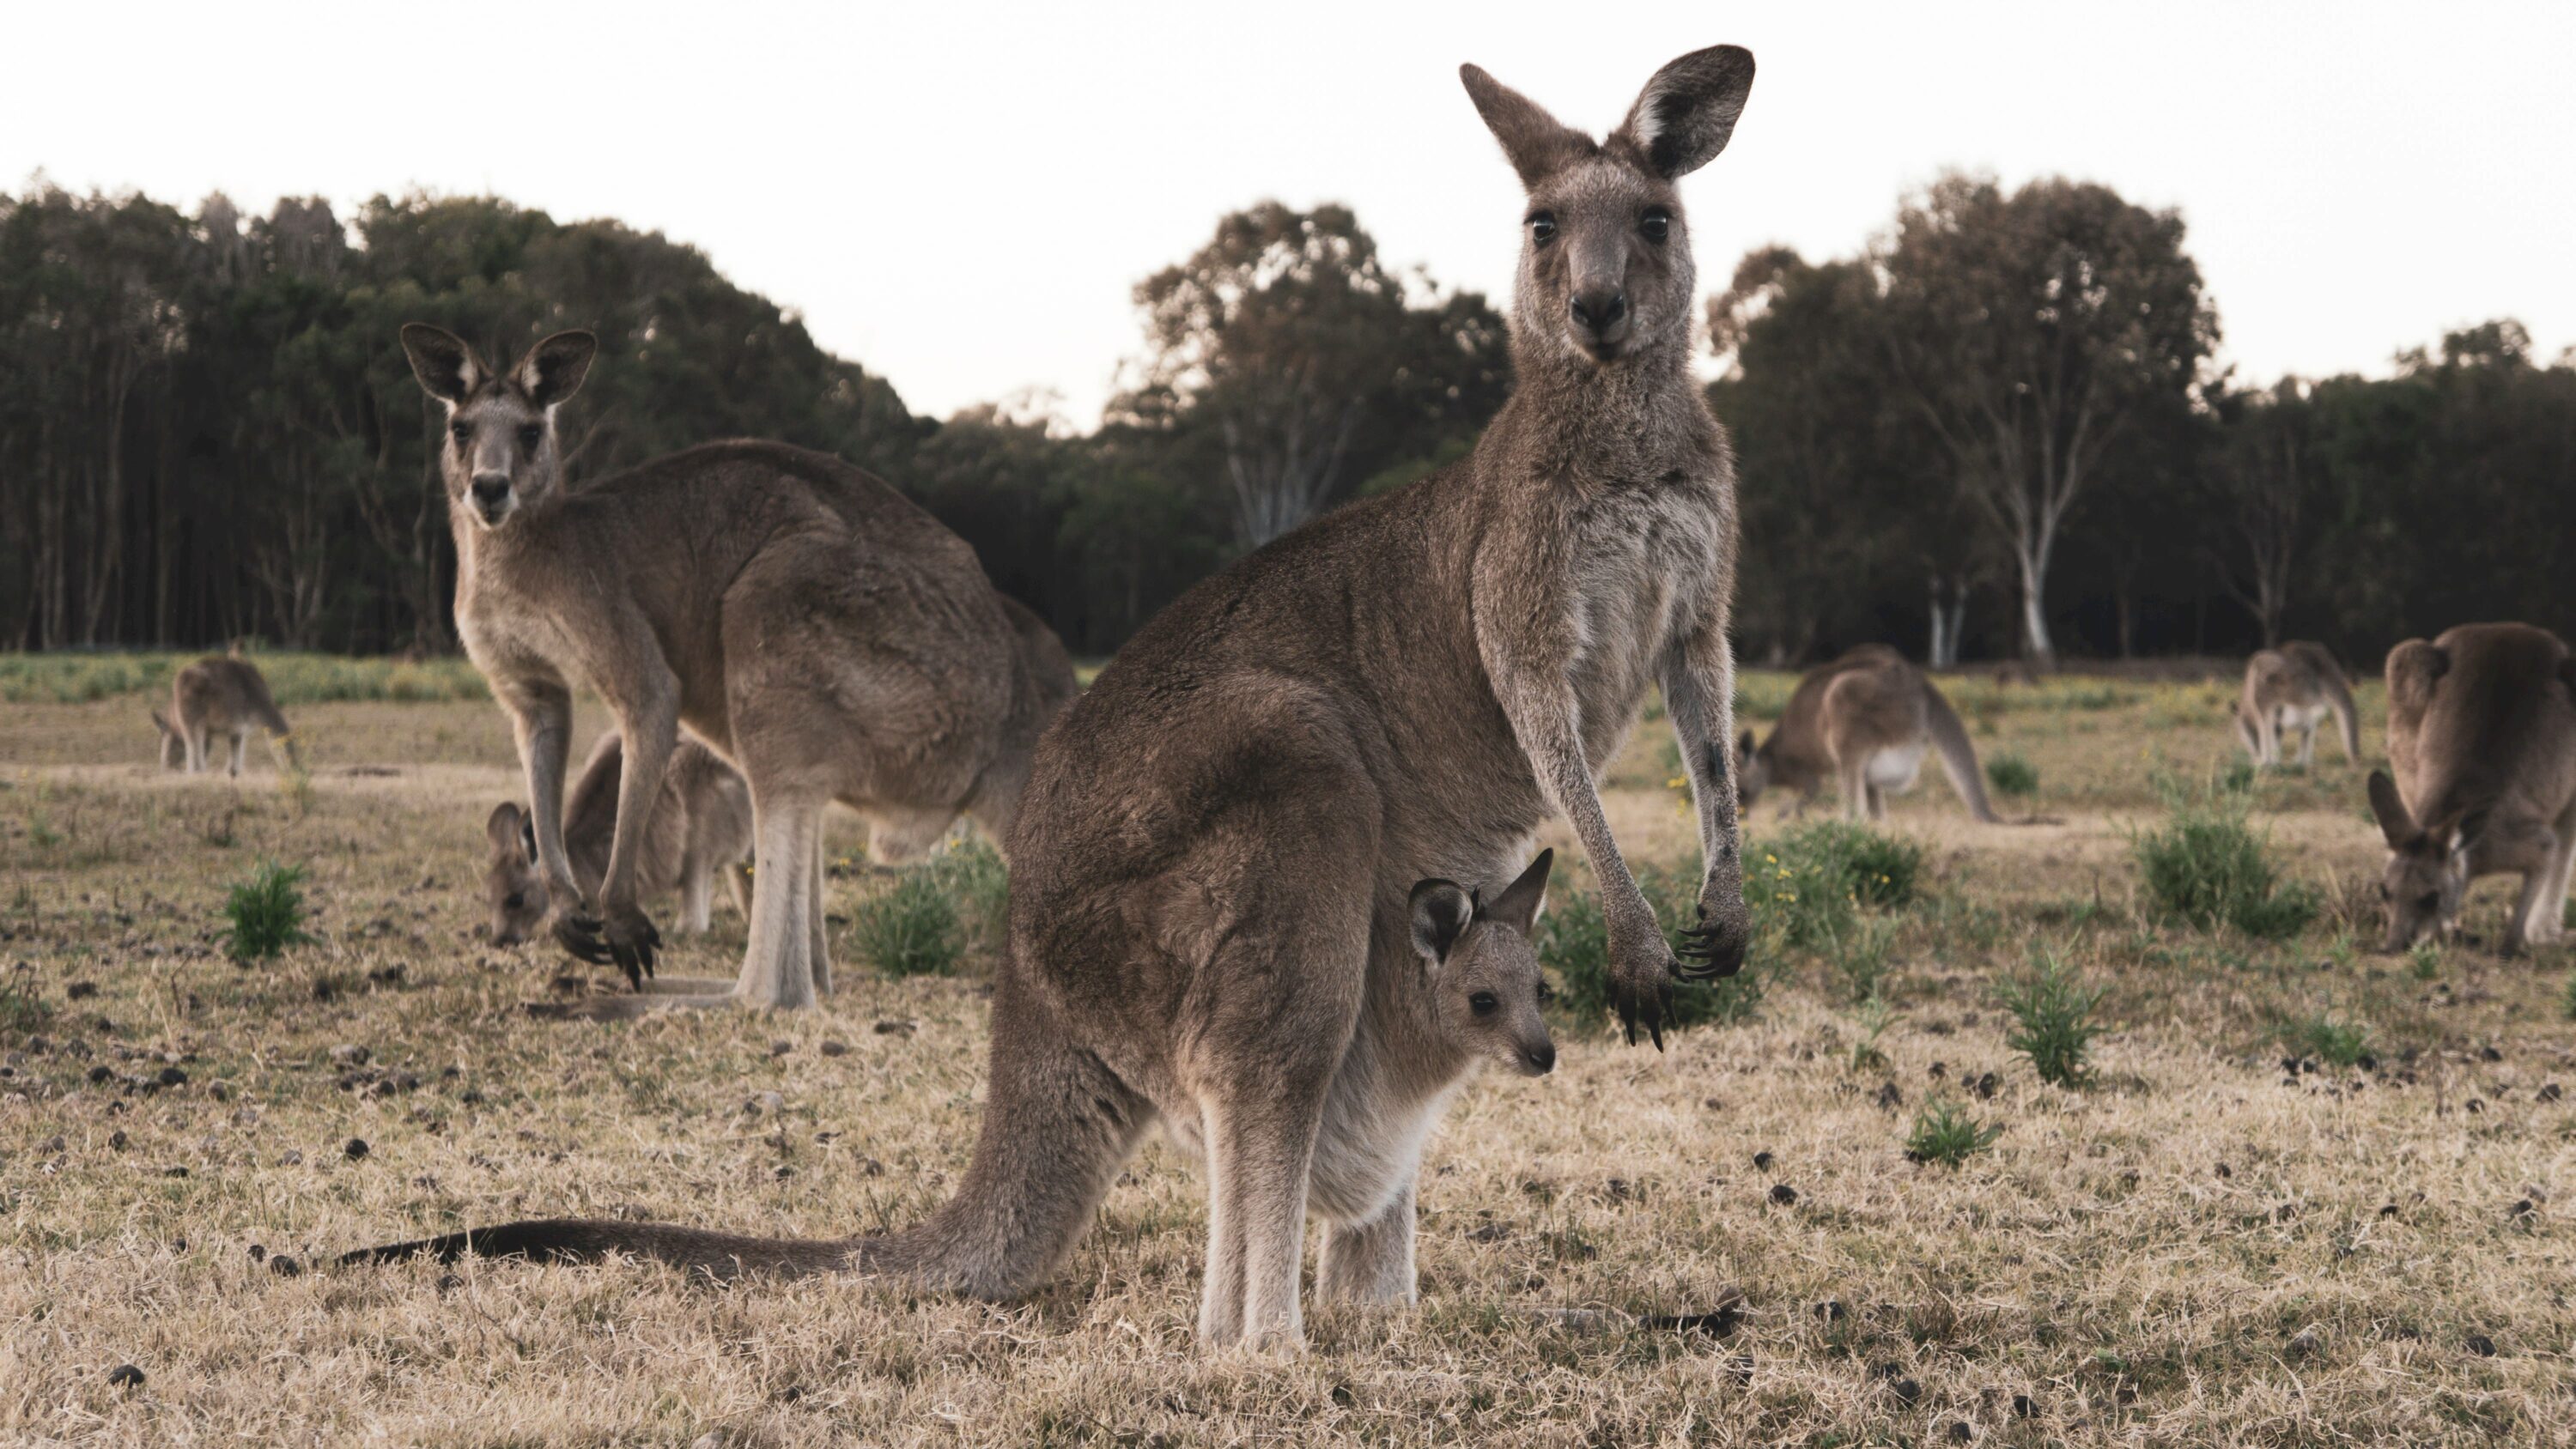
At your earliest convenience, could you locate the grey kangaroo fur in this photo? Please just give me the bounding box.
[395,323,1077,1009]
[483,731,754,948]
[151,656,301,776]
[2233,640,2360,767]
[352,47,1759,1353]
[1735,645,1996,822]
[2366,622,2576,955]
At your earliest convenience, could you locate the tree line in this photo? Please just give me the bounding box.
[4,177,2570,664]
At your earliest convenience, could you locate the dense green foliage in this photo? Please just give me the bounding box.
[1997,948,2108,1088]
[1538,863,1771,1031]
[9,175,2571,666]
[220,861,314,961]
[2133,791,2319,939]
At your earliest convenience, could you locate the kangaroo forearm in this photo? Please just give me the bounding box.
[1499,683,1652,930]
[1661,646,1744,872]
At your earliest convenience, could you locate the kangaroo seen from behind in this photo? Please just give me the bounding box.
[2233,640,2360,767]
[2366,622,2576,955]
[483,731,753,948]
[398,325,1077,1009]
[1735,645,1996,823]
[152,656,301,777]
[355,48,1759,1352]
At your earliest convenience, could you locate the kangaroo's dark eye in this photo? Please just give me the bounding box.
[1527,212,1556,245]
[2416,892,2440,911]
[519,424,544,453]
[449,420,472,446]
[502,892,526,912]
[1469,991,1499,1016]
[1640,207,1671,245]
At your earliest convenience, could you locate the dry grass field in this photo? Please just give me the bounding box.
[5,664,2574,1446]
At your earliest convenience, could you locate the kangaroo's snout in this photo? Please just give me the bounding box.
[1520,1040,1557,1076]
[471,473,512,522]
[1569,287,1628,349]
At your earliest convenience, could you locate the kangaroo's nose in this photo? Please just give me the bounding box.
[1569,288,1627,334]
[471,474,510,508]
[1523,1042,1557,1075]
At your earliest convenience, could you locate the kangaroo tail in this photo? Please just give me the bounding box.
[1923,680,1997,822]
[342,1217,855,1279]
[346,955,1151,1300]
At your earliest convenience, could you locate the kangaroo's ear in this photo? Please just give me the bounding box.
[2366,770,2419,851]
[1737,728,1757,759]
[401,324,485,403]
[486,802,527,857]
[1613,45,1755,179]
[512,330,596,409]
[1409,878,1476,967]
[1485,849,1553,936]
[1460,64,1590,188]
[149,709,168,737]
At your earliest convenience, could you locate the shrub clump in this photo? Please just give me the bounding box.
[222,861,316,961]
[2281,1009,2372,1067]
[2133,797,2317,939]
[851,870,963,978]
[1997,947,2106,1088]
[1905,1098,2004,1167]
[1984,752,2040,799]
[1539,863,1772,1032]
[1744,822,1923,951]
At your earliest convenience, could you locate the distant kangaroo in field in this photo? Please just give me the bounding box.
[354,48,1759,1353]
[2233,640,2359,767]
[1735,646,1996,823]
[398,324,1077,1009]
[151,656,300,777]
[2366,622,2576,955]
[483,731,753,948]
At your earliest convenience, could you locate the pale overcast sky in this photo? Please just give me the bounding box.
[8,1,2571,425]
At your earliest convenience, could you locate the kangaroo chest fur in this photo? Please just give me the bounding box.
[1558,470,1731,767]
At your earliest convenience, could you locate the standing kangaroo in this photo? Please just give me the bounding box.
[483,731,753,948]
[353,48,1759,1352]
[1735,646,1996,822]
[151,656,301,777]
[398,324,1077,1009]
[2233,640,2360,767]
[2366,622,2576,954]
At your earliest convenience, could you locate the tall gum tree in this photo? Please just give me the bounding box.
[1879,174,2217,664]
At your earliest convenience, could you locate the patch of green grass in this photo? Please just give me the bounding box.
[0,970,51,1034]
[0,651,487,705]
[1905,1097,2003,1167]
[1997,947,2107,1088]
[1823,915,1899,1004]
[2133,794,2318,939]
[927,836,1012,960]
[1539,863,1772,1032]
[221,861,315,961]
[2564,972,2576,1022]
[1849,994,1897,1072]
[2408,940,2441,982]
[2280,1008,2372,1068]
[1745,822,1924,953]
[851,870,963,978]
[1984,752,2040,798]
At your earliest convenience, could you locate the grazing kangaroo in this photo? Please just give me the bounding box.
[2233,640,2360,767]
[2366,622,2576,954]
[150,657,301,777]
[1735,646,1996,822]
[483,731,753,947]
[398,323,1077,1008]
[352,49,1759,1353]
